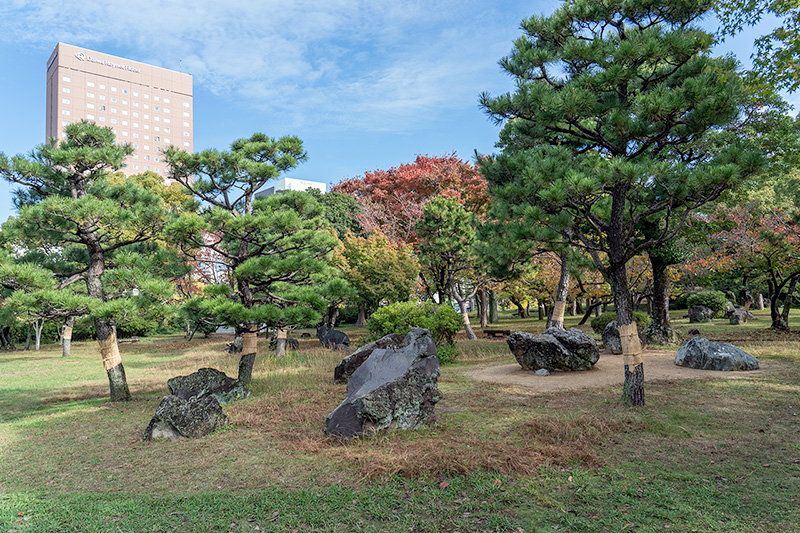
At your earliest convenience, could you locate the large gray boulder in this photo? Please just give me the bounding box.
[675,337,759,371]
[325,328,441,439]
[507,328,599,372]
[143,394,229,440]
[167,367,250,405]
[688,305,714,323]
[334,333,405,384]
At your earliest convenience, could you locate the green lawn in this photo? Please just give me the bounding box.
[1,311,799,532]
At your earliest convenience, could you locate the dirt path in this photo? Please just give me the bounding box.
[461,349,765,391]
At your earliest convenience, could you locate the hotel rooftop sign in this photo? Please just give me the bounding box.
[75,51,141,73]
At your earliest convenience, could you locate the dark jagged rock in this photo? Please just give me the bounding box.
[317,326,351,350]
[325,328,441,439]
[167,367,250,404]
[601,321,623,354]
[224,336,243,353]
[675,337,759,371]
[143,394,228,440]
[334,333,405,384]
[688,305,714,323]
[507,328,599,372]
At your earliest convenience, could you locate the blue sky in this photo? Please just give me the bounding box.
[0,1,786,223]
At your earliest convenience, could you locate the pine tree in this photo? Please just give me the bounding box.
[480,0,761,405]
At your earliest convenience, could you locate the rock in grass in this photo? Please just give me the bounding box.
[675,337,759,371]
[325,328,441,439]
[334,333,405,384]
[143,395,228,440]
[167,367,250,405]
[507,328,599,372]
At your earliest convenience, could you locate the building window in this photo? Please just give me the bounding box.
[62,87,70,93]
[164,138,170,143]
[123,89,128,94]
[99,95,106,101]
[133,144,138,148]
[133,122,139,128]
[144,156,150,161]
[62,76,71,82]
[144,114,149,119]
[111,108,117,113]
[87,92,94,98]
[154,157,159,162]
[183,102,190,107]
[154,106,159,110]
[184,132,190,136]
[164,118,170,124]
[122,121,128,125]
[87,103,95,109]
[154,136,160,141]
[122,110,129,116]
[122,131,129,136]
[100,105,106,111]
[144,104,150,109]
[62,110,70,115]
[133,133,139,138]
[144,94,150,99]
[87,81,95,87]
[134,154,139,159]
[144,125,150,130]
[183,121,190,127]
[111,97,117,102]
[145,166,149,170]
[111,87,117,92]
[62,98,70,104]
[62,121,70,126]
[133,102,139,107]
[122,99,128,104]
[183,141,190,147]
[164,128,170,133]
[164,108,170,114]
[164,98,170,103]
[133,112,139,117]
[183,112,190,117]
[111,119,117,124]
[99,117,106,122]
[154,116,160,122]
[86,114,94,119]
[133,91,139,96]
[99,84,106,89]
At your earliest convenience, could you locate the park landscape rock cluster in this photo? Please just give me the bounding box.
[143,367,250,441]
[675,337,760,371]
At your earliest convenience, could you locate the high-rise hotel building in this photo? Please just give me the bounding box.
[46,43,193,179]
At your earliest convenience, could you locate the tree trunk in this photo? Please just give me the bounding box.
[537,304,544,321]
[642,253,678,345]
[755,293,764,310]
[450,281,477,340]
[326,306,340,328]
[511,299,526,318]
[489,290,498,324]
[24,323,32,351]
[95,318,131,401]
[772,275,798,331]
[355,305,367,327]
[33,318,44,351]
[237,352,256,386]
[607,264,644,406]
[275,328,287,359]
[62,316,74,357]
[479,288,489,328]
[546,252,570,330]
[571,299,577,316]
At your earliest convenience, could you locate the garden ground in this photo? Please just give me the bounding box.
[1,309,799,532]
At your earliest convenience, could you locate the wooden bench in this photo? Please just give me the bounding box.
[484,329,511,338]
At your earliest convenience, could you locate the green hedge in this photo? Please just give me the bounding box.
[367,301,462,364]
[590,311,651,335]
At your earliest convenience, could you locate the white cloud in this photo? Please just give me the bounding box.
[0,0,538,133]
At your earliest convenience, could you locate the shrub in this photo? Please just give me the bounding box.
[368,301,463,363]
[686,290,728,317]
[590,311,651,335]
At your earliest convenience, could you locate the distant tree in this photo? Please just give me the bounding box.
[0,121,171,400]
[480,0,760,404]
[717,0,800,91]
[333,154,489,244]
[416,196,485,339]
[305,189,363,238]
[165,134,342,370]
[335,230,419,327]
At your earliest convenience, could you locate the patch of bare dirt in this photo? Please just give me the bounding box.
[461,348,766,391]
